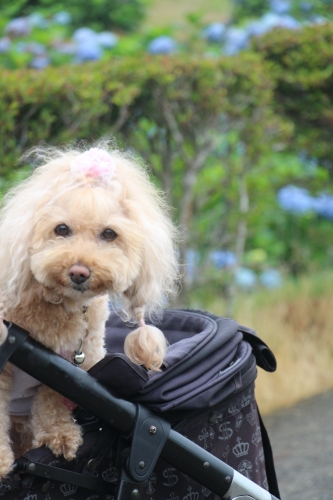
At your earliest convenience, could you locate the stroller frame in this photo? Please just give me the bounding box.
[0,320,279,500]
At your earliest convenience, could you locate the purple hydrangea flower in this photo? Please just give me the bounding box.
[26,42,46,56]
[0,37,11,53]
[147,36,177,55]
[5,17,31,37]
[30,55,50,70]
[53,41,76,55]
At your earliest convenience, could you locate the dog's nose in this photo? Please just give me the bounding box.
[69,264,91,285]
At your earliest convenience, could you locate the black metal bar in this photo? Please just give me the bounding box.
[14,459,111,494]
[1,322,274,499]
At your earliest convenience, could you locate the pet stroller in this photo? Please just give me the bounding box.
[0,309,281,500]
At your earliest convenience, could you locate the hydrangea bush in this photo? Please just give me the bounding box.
[1,0,333,290]
[1,0,332,69]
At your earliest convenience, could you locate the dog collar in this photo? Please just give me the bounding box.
[72,305,89,366]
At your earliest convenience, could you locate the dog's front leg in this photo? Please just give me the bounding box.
[0,367,15,478]
[30,385,83,460]
[0,317,8,346]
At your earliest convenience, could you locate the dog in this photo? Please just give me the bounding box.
[0,143,179,478]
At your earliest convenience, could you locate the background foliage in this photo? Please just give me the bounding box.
[0,0,149,32]
[1,0,333,313]
[2,0,333,412]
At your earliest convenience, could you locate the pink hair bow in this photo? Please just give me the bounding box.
[70,148,116,181]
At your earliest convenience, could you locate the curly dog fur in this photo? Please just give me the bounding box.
[0,142,178,477]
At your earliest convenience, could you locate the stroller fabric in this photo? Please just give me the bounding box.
[0,309,279,500]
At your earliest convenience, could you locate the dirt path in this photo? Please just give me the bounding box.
[263,389,333,500]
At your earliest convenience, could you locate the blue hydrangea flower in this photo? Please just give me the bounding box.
[27,13,49,29]
[96,32,118,49]
[247,12,301,39]
[26,42,46,56]
[54,42,76,55]
[0,37,11,53]
[73,27,97,43]
[277,185,314,214]
[223,28,249,56]
[185,249,199,282]
[5,17,31,37]
[269,0,291,15]
[312,194,333,220]
[75,39,103,62]
[300,1,313,13]
[259,269,282,289]
[30,55,50,70]
[209,250,237,269]
[202,23,226,43]
[147,36,177,55]
[53,11,72,26]
[235,268,257,288]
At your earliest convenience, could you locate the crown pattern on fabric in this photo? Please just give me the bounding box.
[102,464,118,483]
[22,494,37,500]
[245,407,257,426]
[183,487,199,500]
[251,426,262,447]
[0,483,10,495]
[59,484,78,497]
[232,437,250,457]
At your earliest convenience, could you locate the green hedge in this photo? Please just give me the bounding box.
[0,52,277,177]
[2,27,333,282]
[2,0,148,32]
[253,22,333,169]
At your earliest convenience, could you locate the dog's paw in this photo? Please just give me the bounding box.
[0,447,14,479]
[0,319,8,347]
[33,422,83,460]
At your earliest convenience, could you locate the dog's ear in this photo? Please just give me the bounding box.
[122,210,179,370]
[0,182,37,310]
[123,213,179,318]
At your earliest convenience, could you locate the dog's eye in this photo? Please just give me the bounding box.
[101,229,117,241]
[54,224,71,237]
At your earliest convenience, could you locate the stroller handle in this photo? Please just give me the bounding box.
[0,321,279,500]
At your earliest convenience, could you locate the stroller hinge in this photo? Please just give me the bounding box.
[115,404,171,500]
[116,468,144,500]
[127,404,171,483]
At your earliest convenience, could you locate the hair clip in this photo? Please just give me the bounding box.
[70,148,116,181]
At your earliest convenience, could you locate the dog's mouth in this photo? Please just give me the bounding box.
[71,283,90,293]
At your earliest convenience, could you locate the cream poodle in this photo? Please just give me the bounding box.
[0,143,179,478]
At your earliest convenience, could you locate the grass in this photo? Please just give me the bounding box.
[143,0,232,28]
[188,271,333,415]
